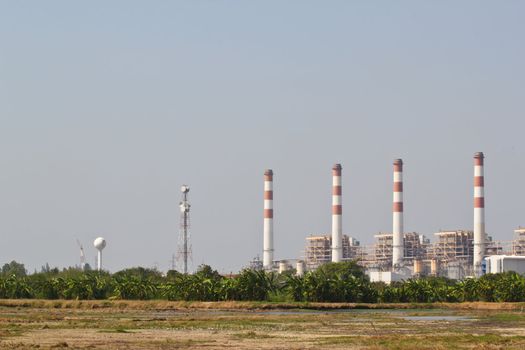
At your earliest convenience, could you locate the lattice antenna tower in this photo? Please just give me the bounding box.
[177,185,192,274]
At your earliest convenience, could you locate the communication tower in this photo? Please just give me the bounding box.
[178,185,192,274]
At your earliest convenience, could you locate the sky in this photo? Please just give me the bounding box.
[0,1,524,274]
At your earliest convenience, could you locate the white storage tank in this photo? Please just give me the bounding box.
[296,261,305,277]
[278,261,289,274]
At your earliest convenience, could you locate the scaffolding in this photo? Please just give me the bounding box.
[304,235,331,270]
[486,237,504,256]
[513,228,525,255]
[369,232,429,270]
[426,230,473,277]
[304,234,361,270]
[301,227,524,277]
[430,230,473,262]
[373,233,393,268]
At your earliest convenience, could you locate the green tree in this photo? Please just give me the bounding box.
[285,274,306,302]
[234,269,278,301]
[1,261,27,277]
[302,262,373,302]
[316,261,367,280]
[493,272,525,302]
[113,267,163,282]
[112,275,157,300]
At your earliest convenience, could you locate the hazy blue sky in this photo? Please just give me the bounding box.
[1,1,524,273]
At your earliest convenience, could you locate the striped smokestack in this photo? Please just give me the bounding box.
[473,152,485,276]
[331,164,342,262]
[392,159,404,269]
[263,169,274,270]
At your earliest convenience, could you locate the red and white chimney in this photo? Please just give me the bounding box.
[392,159,404,269]
[473,152,485,276]
[263,169,274,270]
[331,164,342,262]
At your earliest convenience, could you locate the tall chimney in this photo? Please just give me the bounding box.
[332,164,342,262]
[263,169,274,270]
[473,152,485,276]
[392,159,404,269]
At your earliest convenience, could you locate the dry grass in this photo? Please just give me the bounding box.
[1,299,525,311]
[2,301,525,349]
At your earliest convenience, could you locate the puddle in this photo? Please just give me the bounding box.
[254,309,427,316]
[149,308,476,322]
[402,315,473,321]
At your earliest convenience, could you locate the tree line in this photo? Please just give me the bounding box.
[1,260,524,302]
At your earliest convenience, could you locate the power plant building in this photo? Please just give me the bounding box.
[264,153,525,280]
[371,232,429,269]
[304,234,360,270]
[512,228,525,255]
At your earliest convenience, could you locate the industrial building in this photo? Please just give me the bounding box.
[485,255,525,274]
[512,228,525,255]
[304,234,360,270]
[368,232,429,270]
[261,152,525,281]
[302,228,524,280]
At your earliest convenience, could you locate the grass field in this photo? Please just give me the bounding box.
[1,300,525,349]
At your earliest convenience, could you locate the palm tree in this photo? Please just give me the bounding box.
[0,275,33,299]
[285,274,306,302]
[113,275,157,300]
[493,272,525,302]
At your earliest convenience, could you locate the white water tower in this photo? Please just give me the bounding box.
[93,237,106,271]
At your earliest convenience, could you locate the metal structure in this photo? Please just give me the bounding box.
[473,152,486,277]
[392,159,404,270]
[249,256,263,271]
[304,234,360,270]
[513,228,525,255]
[93,237,106,272]
[371,232,429,270]
[263,169,274,269]
[431,230,473,262]
[178,185,192,274]
[76,239,86,271]
[359,229,516,278]
[305,235,332,270]
[331,164,343,262]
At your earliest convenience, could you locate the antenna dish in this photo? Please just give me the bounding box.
[94,237,106,251]
[181,185,190,193]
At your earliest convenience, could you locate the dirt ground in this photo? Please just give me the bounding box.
[2,301,525,349]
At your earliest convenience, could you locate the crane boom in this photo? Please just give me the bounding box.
[76,239,86,270]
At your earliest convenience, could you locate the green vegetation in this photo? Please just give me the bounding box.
[1,260,525,303]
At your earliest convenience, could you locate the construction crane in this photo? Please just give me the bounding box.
[76,239,86,271]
